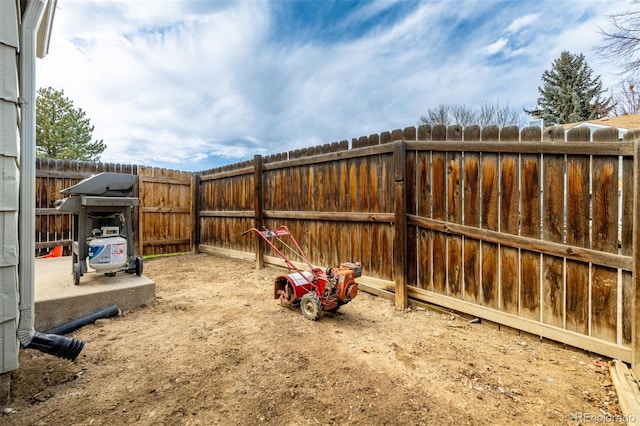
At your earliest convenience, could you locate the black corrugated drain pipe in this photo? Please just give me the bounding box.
[25,333,84,361]
[44,305,119,336]
[25,305,120,360]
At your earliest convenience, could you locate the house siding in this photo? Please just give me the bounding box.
[0,0,21,374]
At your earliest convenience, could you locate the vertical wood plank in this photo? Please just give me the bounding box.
[53,160,64,251]
[541,126,565,329]
[622,132,634,346]
[130,164,139,256]
[253,155,264,269]
[369,149,381,279]
[431,124,447,294]
[380,145,394,280]
[405,127,418,289]
[359,152,370,274]
[520,127,542,321]
[325,147,336,267]
[499,126,520,314]
[393,140,407,308]
[193,174,201,254]
[338,153,351,274]
[348,159,358,212]
[348,156,360,264]
[463,125,481,303]
[34,159,44,255]
[447,125,463,298]
[417,124,432,290]
[138,166,146,256]
[199,178,208,247]
[566,127,591,336]
[481,126,500,309]
[591,128,620,343]
[631,132,640,375]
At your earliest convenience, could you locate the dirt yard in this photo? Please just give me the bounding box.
[3,253,623,425]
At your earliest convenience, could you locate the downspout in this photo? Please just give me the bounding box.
[18,0,83,360]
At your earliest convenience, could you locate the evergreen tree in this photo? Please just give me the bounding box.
[532,51,613,125]
[36,87,106,161]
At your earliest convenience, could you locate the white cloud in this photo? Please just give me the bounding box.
[40,1,271,168]
[482,37,509,56]
[36,0,635,171]
[505,13,541,34]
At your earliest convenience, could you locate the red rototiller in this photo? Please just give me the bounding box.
[242,226,361,320]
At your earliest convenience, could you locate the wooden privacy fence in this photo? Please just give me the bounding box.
[197,124,640,369]
[34,123,640,369]
[35,159,194,257]
[138,166,194,256]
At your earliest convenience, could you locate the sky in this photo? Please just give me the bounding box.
[37,0,634,172]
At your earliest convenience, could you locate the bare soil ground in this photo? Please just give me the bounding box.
[3,253,622,425]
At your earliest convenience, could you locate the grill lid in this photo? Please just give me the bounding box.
[61,173,136,196]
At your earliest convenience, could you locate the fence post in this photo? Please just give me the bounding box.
[393,140,408,308]
[632,136,640,375]
[193,174,201,254]
[132,165,140,257]
[138,167,145,257]
[253,155,264,269]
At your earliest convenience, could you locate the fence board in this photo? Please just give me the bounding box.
[393,138,408,307]
[447,126,463,299]
[499,126,520,314]
[348,157,361,265]
[406,148,417,290]
[416,147,432,290]
[566,127,591,335]
[542,126,565,329]
[379,149,393,280]
[338,156,351,273]
[480,126,500,309]
[431,125,447,295]
[623,132,635,345]
[368,152,382,279]
[520,127,542,321]
[463,125,481,303]
[591,128,620,343]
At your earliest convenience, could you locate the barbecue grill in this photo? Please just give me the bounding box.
[55,172,143,285]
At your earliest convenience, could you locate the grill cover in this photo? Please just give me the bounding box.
[61,172,135,196]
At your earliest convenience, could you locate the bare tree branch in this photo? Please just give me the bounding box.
[612,79,640,115]
[596,1,640,77]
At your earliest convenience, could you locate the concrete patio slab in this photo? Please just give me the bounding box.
[34,256,155,331]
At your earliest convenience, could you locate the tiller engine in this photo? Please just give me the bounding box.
[242,226,361,320]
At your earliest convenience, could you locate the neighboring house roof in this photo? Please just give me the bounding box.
[561,114,640,131]
[558,114,640,141]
